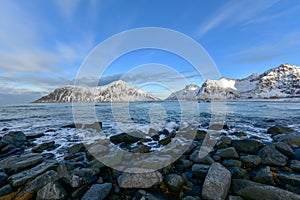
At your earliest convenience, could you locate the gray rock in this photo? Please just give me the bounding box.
[220,136,232,145]
[0,184,13,196]
[182,196,200,200]
[189,149,214,164]
[0,172,8,187]
[267,125,294,135]
[240,155,262,168]
[217,147,239,159]
[110,133,141,144]
[2,131,26,147]
[131,144,151,153]
[250,166,275,185]
[232,139,264,154]
[84,121,102,130]
[32,141,55,152]
[8,161,57,187]
[191,164,210,179]
[274,142,295,157]
[165,174,184,192]
[26,132,45,139]
[231,179,300,200]
[68,143,86,154]
[202,162,231,200]
[36,181,67,200]
[82,183,112,200]
[118,170,162,188]
[159,137,171,145]
[273,132,300,147]
[290,160,300,173]
[181,159,193,168]
[228,167,249,179]
[0,153,43,174]
[222,159,242,168]
[72,185,89,199]
[72,167,99,186]
[277,172,300,186]
[227,195,243,200]
[286,184,300,195]
[16,170,58,198]
[258,145,288,166]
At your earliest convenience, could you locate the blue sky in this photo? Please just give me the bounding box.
[0,0,300,103]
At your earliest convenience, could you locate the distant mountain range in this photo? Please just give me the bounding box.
[34,64,300,103]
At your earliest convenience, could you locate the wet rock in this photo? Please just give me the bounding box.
[8,161,57,187]
[68,143,86,154]
[0,172,8,187]
[159,137,171,145]
[194,130,207,141]
[273,132,300,147]
[228,167,249,179]
[222,159,242,168]
[231,132,247,137]
[290,160,300,173]
[191,164,210,179]
[32,141,55,152]
[84,121,102,130]
[61,123,82,129]
[131,144,151,153]
[36,181,67,200]
[118,170,162,188]
[82,183,112,200]
[2,131,26,147]
[201,162,231,200]
[165,174,185,192]
[0,184,13,196]
[209,124,229,130]
[110,133,141,144]
[277,172,300,187]
[220,136,232,145]
[184,185,201,196]
[181,159,193,168]
[227,195,243,200]
[267,125,294,135]
[181,196,200,200]
[72,184,89,199]
[217,147,239,159]
[189,149,214,164]
[26,132,45,139]
[240,155,262,168]
[0,153,43,174]
[232,139,264,154]
[258,145,288,166]
[72,167,99,186]
[250,166,275,185]
[16,170,58,198]
[2,128,9,131]
[274,142,295,157]
[231,179,300,200]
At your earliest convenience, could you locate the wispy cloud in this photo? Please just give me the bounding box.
[196,0,279,37]
[55,0,81,21]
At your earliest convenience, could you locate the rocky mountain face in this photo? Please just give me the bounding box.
[34,80,160,103]
[165,84,200,101]
[196,64,300,100]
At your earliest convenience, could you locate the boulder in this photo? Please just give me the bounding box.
[274,142,295,157]
[0,153,43,174]
[84,121,102,130]
[201,162,231,200]
[2,131,26,147]
[68,143,86,154]
[82,183,112,200]
[159,137,171,145]
[165,174,185,192]
[267,125,294,135]
[131,144,151,153]
[36,181,67,200]
[32,141,55,152]
[232,139,264,154]
[227,195,243,200]
[217,147,239,159]
[26,132,45,139]
[118,170,162,188]
[277,172,300,187]
[189,149,214,164]
[110,133,141,144]
[222,159,242,168]
[0,172,8,187]
[258,145,288,166]
[240,155,262,168]
[290,160,300,173]
[191,164,210,179]
[228,167,249,179]
[8,161,57,187]
[0,184,13,197]
[231,179,300,200]
[250,166,275,185]
[273,132,300,147]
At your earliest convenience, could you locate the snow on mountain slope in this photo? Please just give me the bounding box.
[165,84,200,100]
[197,64,300,100]
[34,80,160,103]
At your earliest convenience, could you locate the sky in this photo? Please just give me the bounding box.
[0,0,300,104]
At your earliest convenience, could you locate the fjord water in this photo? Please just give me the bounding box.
[0,101,300,159]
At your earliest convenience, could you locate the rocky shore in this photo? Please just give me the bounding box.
[0,124,300,200]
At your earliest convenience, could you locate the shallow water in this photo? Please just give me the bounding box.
[0,101,300,159]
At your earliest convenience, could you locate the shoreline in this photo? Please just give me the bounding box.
[0,124,300,199]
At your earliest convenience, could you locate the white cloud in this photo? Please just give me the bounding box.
[55,0,81,21]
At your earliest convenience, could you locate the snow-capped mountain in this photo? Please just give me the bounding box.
[34,80,160,103]
[197,64,300,100]
[165,84,200,100]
